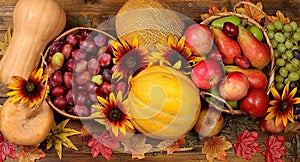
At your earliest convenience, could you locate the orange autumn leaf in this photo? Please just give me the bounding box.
[17,146,46,162]
[157,138,192,155]
[202,136,233,162]
[235,0,265,23]
[201,5,228,20]
[268,10,290,24]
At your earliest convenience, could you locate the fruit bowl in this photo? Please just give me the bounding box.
[199,1,275,115]
[43,27,117,120]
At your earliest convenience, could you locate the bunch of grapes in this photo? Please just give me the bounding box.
[46,30,126,117]
[267,20,300,116]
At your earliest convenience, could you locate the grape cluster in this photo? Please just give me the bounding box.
[267,20,300,91]
[46,30,125,117]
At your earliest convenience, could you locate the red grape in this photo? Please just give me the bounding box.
[98,53,112,66]
[80,40,97,53]
[75,71,91,85]
[97,46,108,55]
[88,58,101,75]
[102,69,112,82]
[53,96,68,110]
[66,59,76,72]
[89,93,98,103]
[76,33,85,41]
[94,34,106,47]
[75,91,88,106]
[61,43,73,59]
[81,30,91,39]
[85,81,98,94]
[48,41,63,56]
[73,105,90,116]
[51,86,66,97]
[207,49,223,62]
[75,60,87,73]
[50,71,63,87]
[99,81,113,94]
[66,89,75,105]
[234,55,251,69]
[63,72,73,88]
[223,22,239,38]
[66,33,79,47]
[72,49,87,60]
[114,81,127,95]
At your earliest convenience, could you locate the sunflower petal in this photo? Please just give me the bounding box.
[265,112,276,120]
[173,60,182,69]
[125,120,134,130]
[109,92,117,108]
[270,87,281,101]
[6,91,18,96]
[282,82,290,100]
[275,116,284,127]
[287,87,297,100]
[177,36,186,49]
[119,125,127,135]
[289,97,300,105]
[111,126,119,137]
[131,36,139,48]
[97,96,110,107]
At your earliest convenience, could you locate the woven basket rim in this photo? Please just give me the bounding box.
[45,27,117,120]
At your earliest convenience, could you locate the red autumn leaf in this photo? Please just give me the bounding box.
[233,130,261,160]
[0,133,17,162]
[88,131,120,160]
[17,146,46,162]
[122,134,152,159]
[263,135,286,162]
[201,136,232,162]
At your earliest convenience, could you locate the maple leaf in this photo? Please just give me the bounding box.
[157,138,191,155]
[200,5,228,21]
[88,131,120,160]
[46,119,81,159]
[0,27,12,56]
[284,135,300,161]
[233,130,261,160]
[0,133,17,162]
[235,0,265,23]
[268,10,290,24]
[263,135,286,162]
[284,122,300,134]
[201,136,232,162]
[122,134,152,159]
[17,146,46,162]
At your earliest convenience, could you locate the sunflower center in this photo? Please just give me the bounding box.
[26,82,35,93]
[280,101,289,111]
[125,56,137,69]
[109,109,122,121]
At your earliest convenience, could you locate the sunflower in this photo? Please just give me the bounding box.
[6,68,48,108]
[110,36,152,82]
[265,82,300,127]
[151,35,203,72]
[91,91,134,137]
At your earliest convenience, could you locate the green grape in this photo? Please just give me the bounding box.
[275,75,284,83]
[275,82,285,91]
[274,20,283,31]
[285,50,294,59]
[297,27,300,32]
[292,32,300,41]
[274,49,281,58]
[279,67,289,77]
[277,43,286,53]
[285,62,293,72]
[276,58,286,66]
[285,39,294,49]
[274,32,286,43]
[267,23,275,31]
[267,30,275,39]
[283,24,293,32]
[288,72,300,81]
[271,39,278,48]
[284,78,290,84]
[282,53,288,59]
[291,58,300,66]
[290,21,298,31]
[284,32,291,38]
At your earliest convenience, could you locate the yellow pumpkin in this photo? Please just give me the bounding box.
[127,66,201,140]
[115,0,185,50]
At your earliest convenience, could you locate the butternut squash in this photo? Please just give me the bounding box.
[0,0,66,85]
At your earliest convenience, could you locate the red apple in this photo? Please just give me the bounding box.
[191,59,223,90]
[184,24,214,56]
[258,118,285,134]
[240,88,269,118]
[194,107,224,138]
[219,71,249,101]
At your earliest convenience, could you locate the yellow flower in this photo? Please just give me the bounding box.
[110,36,152,81]
[265,82,300,126]
[91,91,134,137]
[151,35,203,72]
[6,68,48,108]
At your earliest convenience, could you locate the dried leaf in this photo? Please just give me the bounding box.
[157,138,190,155]
[235,1,265,23]
[263,135,286,162]
[17,146,46,162]
[0,27,12,56]
[122,134,152,159]
[88,131,120,160]
[46,119,81,159]
[185,131,200,147]
[284,135,300,161]
[200,5,228,20]
[268,10,290,24]
[0,133,17,162]
[201,136,232,162]
[66,15,93,29]
[284,122,300,134]
[233,130,261,160]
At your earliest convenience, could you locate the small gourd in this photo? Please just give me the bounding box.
[0,0,66,85]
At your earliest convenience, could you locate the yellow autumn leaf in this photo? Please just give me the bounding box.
[268,10,290,24]
[202,136,233,162]
[46,119,81,159]
[0,27,12,56]
[235,1,265,23]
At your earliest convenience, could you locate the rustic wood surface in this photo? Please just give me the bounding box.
[1,0,300,161]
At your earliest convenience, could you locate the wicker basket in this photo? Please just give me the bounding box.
[199,1,275,115]
[44,27,116,120]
